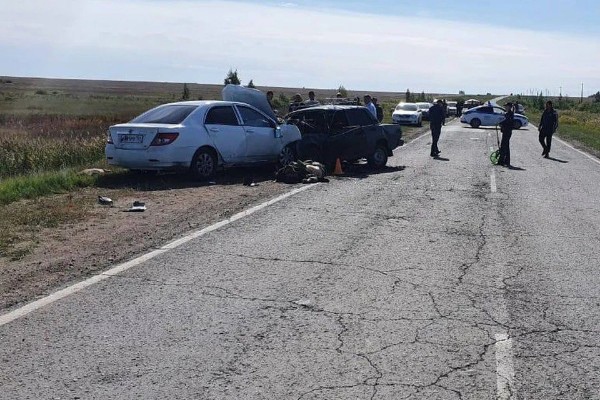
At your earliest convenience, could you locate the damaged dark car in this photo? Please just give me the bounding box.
[285,105,404,169]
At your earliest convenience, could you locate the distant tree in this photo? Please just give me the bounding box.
[181,83,190,100]
[594,91,600,103]
[405,89,411,102]
[337,85,348,98]
[419,91,426,101]
[459,90,465,95]
[536,91,545,110]
[224,69,241,85]
[247,79,256,88]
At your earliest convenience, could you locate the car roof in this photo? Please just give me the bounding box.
[157,100,247,107]
[287,105,366,114]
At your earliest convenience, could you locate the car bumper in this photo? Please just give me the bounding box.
[392,116,420,124]
[105,145,195,170]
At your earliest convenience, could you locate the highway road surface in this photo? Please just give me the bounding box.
[2,118,599,399]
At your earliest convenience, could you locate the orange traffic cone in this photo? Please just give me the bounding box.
[333,158,344,175]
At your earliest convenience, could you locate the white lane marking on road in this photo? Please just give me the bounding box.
[495,332,516,400]
[554,136,600,166]
[0,184,317,327]
[489,146,498,193]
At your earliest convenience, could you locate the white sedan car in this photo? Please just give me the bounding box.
[106,99,301,179]
[392,102,422,126]
[460,105,529,129]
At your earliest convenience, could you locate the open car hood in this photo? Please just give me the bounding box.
[222,84,276,122]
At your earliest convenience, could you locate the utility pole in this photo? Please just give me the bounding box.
[581,83,584,103]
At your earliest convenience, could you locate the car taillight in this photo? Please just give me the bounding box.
[106,131,114,144]
[150,133,179,146]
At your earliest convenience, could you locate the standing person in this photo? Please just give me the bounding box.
[304,90,320,107]
[266,91,274,109]
[372,97,384,122]
[538,100,558,158]
[363,94,377,119]
[498,102,515,167]
[429,99,445,157]
[288,93,304,113]
[456,101,463,117]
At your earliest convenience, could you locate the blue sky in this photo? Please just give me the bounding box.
[1,0,599,96]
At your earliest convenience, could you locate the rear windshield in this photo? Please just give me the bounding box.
[130,105,198,124]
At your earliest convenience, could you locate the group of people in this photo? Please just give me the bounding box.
[265,90,384,122]
[430,99,559,167]
[497,100,558,167]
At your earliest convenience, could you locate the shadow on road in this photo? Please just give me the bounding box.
[504,165,526,171]
[432,156,450,161]
[333,162,406,179]
[546,156,568,163]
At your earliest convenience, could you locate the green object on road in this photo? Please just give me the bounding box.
[490,149,500,165]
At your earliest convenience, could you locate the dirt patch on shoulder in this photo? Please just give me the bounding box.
[0,166,299,311]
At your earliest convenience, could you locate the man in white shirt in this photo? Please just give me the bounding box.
[363,94,377,119]
[303,90,320,107]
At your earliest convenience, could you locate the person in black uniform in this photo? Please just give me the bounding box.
[429,99,445,157]
[498,102,514,167]
[538,100,558,158]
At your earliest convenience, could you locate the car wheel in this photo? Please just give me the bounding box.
[367,145,388,169]
[190,148,216,180]
[278,143,297,167]
[513,120,522,129]
[470,118,481,128]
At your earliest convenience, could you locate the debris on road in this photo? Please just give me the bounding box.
[98,196,113,206]
[126,201,146,212]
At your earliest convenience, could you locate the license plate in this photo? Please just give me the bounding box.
[119,134,143,143]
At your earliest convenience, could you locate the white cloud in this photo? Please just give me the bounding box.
[1,0,599,95]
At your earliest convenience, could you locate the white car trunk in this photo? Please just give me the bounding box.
[109,126,159,150]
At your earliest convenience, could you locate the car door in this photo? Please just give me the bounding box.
[204,105,246,163]
[345,108,373,158]
[235,104,278,161]
[327,109,367,160]
[477,106,494,125]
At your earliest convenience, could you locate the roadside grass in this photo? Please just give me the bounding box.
[0,186,95,260]
[0,118,108,178]
[0,169,98,205]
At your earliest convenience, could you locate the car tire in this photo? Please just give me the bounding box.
[278,143,297,167]
[190,148,217,180]
[367,145,388,169]
[513,120,522,129]
[470,118,481,128]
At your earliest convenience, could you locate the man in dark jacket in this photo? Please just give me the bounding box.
[539,100,558,158]
[499,103,514,167]
[429,99,445,157]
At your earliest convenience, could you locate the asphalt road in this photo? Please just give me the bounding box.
[2,118,600,399]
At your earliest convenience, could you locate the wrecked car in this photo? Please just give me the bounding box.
[285,105,404,169]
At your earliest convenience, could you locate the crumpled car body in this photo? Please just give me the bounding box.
[285,105,403,168]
